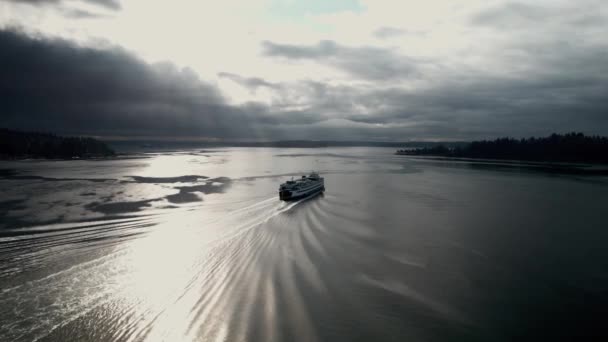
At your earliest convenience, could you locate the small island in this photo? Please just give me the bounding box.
[397,133,608,165]
[0,128,115,159]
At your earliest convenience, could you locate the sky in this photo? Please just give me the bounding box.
[1,0,607,141]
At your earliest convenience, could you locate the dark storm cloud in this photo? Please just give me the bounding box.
[262,40,427,80]
[345,72,608,138]
[0,28,323,139]
[238,101,326,126]
[216,60,608,140]
[7,0,120,10]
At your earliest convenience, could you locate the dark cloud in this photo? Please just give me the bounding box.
[0,28,333,140]
[239,101,326,126]
[0,28,292,139]
[262,40,428,80]
[213,63,608,140]
[7,0,120,10]
[342,72,608,139]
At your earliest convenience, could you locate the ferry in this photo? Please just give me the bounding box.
[279,172,325,201]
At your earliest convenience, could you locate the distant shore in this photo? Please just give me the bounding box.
[0,128,115,160]
[395,133,608,175]
[397,133,608,164]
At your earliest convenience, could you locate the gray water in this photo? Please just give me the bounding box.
[1,147,608,341]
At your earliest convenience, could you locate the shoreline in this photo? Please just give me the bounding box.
[396,153,608,175]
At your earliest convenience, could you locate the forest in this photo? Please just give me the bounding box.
[0,128,115,159]
[397,133,608,164]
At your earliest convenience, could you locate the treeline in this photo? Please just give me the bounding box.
[0,128,115,159]
[397,133,608,164]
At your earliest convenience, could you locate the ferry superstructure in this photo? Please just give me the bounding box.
[279,172,325,201]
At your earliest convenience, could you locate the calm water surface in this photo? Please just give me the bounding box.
[1,147,608,341]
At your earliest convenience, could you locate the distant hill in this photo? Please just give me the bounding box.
[0,129,115,159]
[397,133,608,164]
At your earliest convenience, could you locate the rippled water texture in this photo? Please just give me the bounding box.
[2,148,608,341]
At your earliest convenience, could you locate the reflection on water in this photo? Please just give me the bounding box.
[1,148,608,341]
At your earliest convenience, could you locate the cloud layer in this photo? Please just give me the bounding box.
[7,0,120,10]
[0,29,256,139]
[1,0,608,141]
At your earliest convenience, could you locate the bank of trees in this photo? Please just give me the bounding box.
[0,128,115,159]
[397,133,608,164]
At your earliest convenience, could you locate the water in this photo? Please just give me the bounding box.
[1,147,608,341]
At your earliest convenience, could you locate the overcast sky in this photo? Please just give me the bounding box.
[1,0,607,141]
